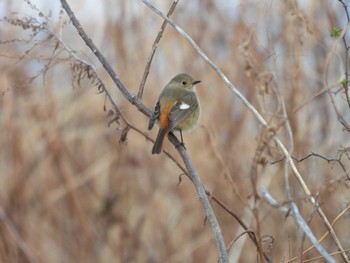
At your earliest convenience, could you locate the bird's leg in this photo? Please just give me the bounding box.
[170,130,187,150]
[179,130,186,149]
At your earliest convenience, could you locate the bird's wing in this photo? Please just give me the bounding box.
[148,101,160,130]
[168,94,198,131]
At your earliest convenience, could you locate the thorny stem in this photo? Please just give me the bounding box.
[269,152,349,181]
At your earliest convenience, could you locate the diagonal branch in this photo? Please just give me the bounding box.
[169,134,228,263]
[140,1,349,262]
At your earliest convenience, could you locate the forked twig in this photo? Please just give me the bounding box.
[270,152,349,180]
[59,1,228,262]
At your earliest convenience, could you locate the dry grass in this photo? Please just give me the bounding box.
[1,0,350,262]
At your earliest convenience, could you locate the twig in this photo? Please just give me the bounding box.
[270,152,349,181]
[140,1,348,262]
[301,248,350,263]
[297,152,349,180]
[141,0,267,127]
[230,230,257,246]
[300,203,320,263]
[261,187,289,213]
[138,0,179,98]
[60,1,228,262]
[60,0,150,118]
[290,203,337,263]
[211,195,258,246]
[276,139,348,262]
[263,195,350,263]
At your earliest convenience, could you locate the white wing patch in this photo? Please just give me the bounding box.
[179,101,190,109]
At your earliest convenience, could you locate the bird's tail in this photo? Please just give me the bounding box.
[152,128,168,154]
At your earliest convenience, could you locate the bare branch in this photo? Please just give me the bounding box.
[138,0,179,98]
[290,203,336,263]
[60,1,228,262]
[270,152,349,181]
[261,188,336,263]
[168,133,228,263]
[60,0,150,118]
[141,0,267,127]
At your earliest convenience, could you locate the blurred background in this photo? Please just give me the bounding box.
[1,0,350,262]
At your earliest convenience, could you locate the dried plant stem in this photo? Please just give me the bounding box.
[275,140,346,263]
[141,1,349,262]
[284,204,350,263]
[0,207,38,263]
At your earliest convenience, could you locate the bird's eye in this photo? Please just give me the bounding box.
[182,81,187,86]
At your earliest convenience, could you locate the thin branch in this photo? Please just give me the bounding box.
[270,152,349,181]
[260,187,289,213]
[301,248,350,263]
[59,0,349,261]
[140,0,267,127]
[138,0,179,98]
[141,1,347,262]
[60,0,150,118]
[230,230,257,247]
[261,189,336,263]
[300,203,320,263]
[211,195,258,247]
[299,152,349,180]
[302,204,350,259]
[283,205,350,263]
[263,194,350,263]
[290,203,336,263]
[275,139,348,262]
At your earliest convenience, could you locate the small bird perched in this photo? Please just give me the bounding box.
[148,73,201,154]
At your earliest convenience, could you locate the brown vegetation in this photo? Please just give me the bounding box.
[1,0,350,262]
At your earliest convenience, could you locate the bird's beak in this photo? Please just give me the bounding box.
[193,80,201,85]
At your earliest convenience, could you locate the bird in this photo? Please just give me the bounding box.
[148,73,201,154]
